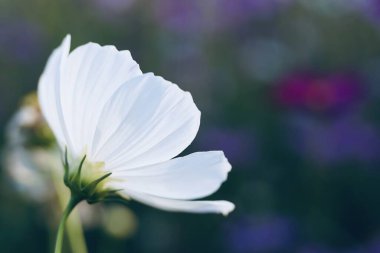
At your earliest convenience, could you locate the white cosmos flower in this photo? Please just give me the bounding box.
[38,35,234,215]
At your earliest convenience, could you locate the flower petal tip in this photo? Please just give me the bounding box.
[220,201,235,216]
[62,34,71,48]
[221,153,232,174]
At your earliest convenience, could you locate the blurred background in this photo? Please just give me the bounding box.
[1,0,380,252]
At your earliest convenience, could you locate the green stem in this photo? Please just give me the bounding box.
[52,168,88,253]
[66,210,88,253]
[54,196,82,253]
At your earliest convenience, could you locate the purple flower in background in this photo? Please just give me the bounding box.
[290,115,380,165]
[298,245,336,253]
[275,72,364,114]
[357,0,380,24]
[225,216,297,253]
[216,0,292,28]
[196,128,257,168]
[0,20,43,63]
[365,236,380,253]
[152,0,202,33]
[89,0,136,16]
[298,237,380,253]
[153,0,292,34]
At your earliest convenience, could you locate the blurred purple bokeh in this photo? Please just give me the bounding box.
[225,216,297,253]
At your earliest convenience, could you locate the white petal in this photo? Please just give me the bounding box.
[120,189,235,215]
[108,151,231,200]
[91,73,201,169]
[38,35,71,148]
[60,42,142,156]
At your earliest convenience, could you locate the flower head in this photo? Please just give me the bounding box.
[38,35,234,215]
[5,93,58,202]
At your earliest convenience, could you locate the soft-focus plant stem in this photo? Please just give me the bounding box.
[54,196,81,253]
[65,209,88,253]
[51,162,88,253]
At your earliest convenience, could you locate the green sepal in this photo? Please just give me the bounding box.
[63,147,70,186]
[72,154,87,188]
[62,151,116,204]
